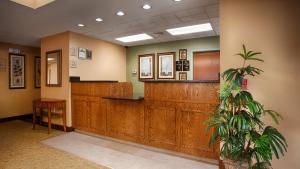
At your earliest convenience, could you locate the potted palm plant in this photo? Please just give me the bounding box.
[206,45,287,169]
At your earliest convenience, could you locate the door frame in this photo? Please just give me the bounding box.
[193,50,220,81]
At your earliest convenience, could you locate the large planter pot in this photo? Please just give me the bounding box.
[223,158,248,169]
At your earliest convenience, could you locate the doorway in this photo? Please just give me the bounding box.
[193,51,220,81]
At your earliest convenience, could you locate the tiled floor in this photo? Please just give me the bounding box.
[42,132,218,169]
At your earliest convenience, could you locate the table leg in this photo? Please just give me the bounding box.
[62,105,67,132]
[32,105,36,130]
[48,108,52,134]
[39,108,43,125]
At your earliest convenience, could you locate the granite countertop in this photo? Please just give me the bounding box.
[71,80,118,83]
[102,95,144,101]
[140,80,220,83]
[69,76,118,83]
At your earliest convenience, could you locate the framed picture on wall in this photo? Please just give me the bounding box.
[138,54,155,80]
[183,60,190,71]
[157,52,175,79]
[34,56,41,88]
[179,72,187,80]
[179,49,187,60]
[176,60,183,71]
[78,48,92,60]
[9,54,25,89]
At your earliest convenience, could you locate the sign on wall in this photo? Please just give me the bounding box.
[183,60,190,71]
[176,61,183,71]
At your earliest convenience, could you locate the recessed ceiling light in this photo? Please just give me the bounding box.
[116,33,153,43]
[95,18,103,22]
[10,0,56,9]
[166,23,213,35]
[143,4,151,10]
[173,0,182,2]
[116,11,125,16]
[77,24,85,27]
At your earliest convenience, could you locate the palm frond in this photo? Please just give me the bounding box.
[263,126,287,159]
[263,110,283,125]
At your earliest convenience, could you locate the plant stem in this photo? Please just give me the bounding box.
[245,138,251,155]
[242,59,246,68]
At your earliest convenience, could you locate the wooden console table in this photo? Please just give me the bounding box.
[32,98,66,134]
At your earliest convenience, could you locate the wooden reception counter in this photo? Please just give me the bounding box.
[71,80,219,160]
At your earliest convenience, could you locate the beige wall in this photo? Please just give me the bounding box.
[41,32,126,126]
[69,32,126,82]
[0,42,40,118]
[220,0,300,168]
[41,32,70,126]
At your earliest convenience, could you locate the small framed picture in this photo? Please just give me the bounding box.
[70,59,78,68]
[34,56,41,88]
[9,54,25,89]
[138,54,155,80]
[157,52,175,79]
[179,49,187,60]
[70,47,78,57]
[179,72,187,80]
[176,61,183,71]
[183,60,190,71]
[78,48,92,60]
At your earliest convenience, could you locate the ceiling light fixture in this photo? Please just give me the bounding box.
[173,0,182,2]
[77,24,85,27]
[95,18,103,22]
[116,33,153,43]
[10,0,56,9]
[116,11,125,16]
[143,4,151,10]
[166,23,213,35]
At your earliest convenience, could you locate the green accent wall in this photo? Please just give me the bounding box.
[126,36,220,95]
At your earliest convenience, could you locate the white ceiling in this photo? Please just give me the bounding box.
[0,0,219,47]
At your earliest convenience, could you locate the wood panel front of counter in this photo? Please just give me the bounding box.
[72,82,133,135]
[144,82,219,159]
[71,81,219,160]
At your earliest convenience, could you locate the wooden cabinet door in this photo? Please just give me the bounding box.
[72,95,89,130]
[180,109,218,159]
[147,106,178,150]
[107,101,145,143]
[88,97,106,135]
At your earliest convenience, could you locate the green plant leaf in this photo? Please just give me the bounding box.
[264,110,283,125]
[254,135,272,162]
[247,57,264,62]
[243,44,247,56]
[236,53,246,60]
[248,51,262,58]
[263,126,287,158]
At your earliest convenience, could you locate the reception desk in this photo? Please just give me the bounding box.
[71,80,219,160]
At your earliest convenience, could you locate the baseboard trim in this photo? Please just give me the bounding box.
[0,114,73,132]
[0,114,32,123]
[41,121,74,132]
